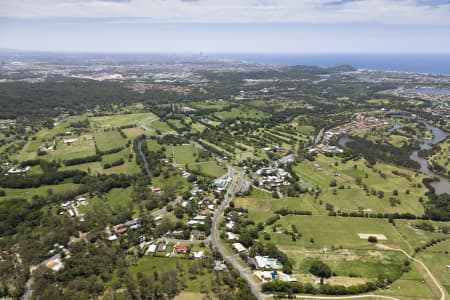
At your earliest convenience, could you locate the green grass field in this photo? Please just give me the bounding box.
[234,187,442,299]
[417,239,450,295]
[146,139,164,151]
[50,136,97,162]
[101,148,141,175]
[60,161,103,174]
[93,129,127,152]
[17,135,98,163]
[198,139,232,157]
[394,220,448,251]
[173,292,206,300]
[149,120,176,133]
[296,125,315,136]
[122,127,145,138]
[152,173,190,194]
[388,134,409,148]
[79,187,137,216]
[377,277,435,299]
[91,112,157,127]
[129,256,214,293]
[189,161,227,178]
[16,140,41,161]
[35,115,88,140]
[235,195,320,223]
[1,182,80,201]
[104,187,134,210]
[214,106,269,120]
[166,119,186,130]
[189,122,207,133]
[168,144,202,165]
[261,215,411,251]
[292,156,427,215]
[191,100,230,110]
[429,138,450,176]
[298,250,405,280]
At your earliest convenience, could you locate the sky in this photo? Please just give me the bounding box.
[0,0,449,53]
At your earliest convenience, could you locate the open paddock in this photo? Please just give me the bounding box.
[122,127,145,138]
[417,239,450,295]
[47,137,97,161]
[90,112,157,127]
[293,156,427,215]
[168,144,203,165]
[60,161,103,174]
[0,182,81,201]
[189,161,227,178]
[214,106,269,120]
[101,148,140,175]
[148,120,176,134]
[129,256,214,293]
[262,215,410,251]
[93,129,127,152]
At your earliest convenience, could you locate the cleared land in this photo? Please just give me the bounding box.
[122,127,145,138]
[91,112,157,127]
[129,256,214,293]
[1,183,80,201]
[148,120,176,133]
[262,215,410,250]
[93,129,127,152]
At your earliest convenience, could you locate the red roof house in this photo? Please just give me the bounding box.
[173,243,188,254]
[116,227,128,234]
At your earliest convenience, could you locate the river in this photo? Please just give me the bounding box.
[339,115,449,195]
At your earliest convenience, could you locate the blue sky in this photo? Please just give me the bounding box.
[0,0,449,53]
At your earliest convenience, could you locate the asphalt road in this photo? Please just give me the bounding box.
[138,116,159,132]
[209,166,267,300]
[21,254,61,300]
[151,196,183,218]
[137,138,152,178]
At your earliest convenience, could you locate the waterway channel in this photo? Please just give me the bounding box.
[339,115,449,195]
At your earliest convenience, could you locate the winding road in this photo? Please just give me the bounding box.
[136,115,159,178]
[377,244,446,300]
[137,138,152,178]
[210,166,267,300]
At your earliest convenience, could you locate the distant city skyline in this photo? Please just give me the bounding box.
[0,0,449,53]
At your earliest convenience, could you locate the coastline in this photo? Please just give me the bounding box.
[208,53,450,76]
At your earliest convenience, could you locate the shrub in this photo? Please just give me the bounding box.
[368,236,378,243]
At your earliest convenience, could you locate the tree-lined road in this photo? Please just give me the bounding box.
[210,166,266,300]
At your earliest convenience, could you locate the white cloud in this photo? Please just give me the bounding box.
[0,0,449,25]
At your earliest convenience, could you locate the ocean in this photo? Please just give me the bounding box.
[209,53,450,75]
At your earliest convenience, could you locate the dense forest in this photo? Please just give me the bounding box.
[0,78,186,123]
[345,136,420,169]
